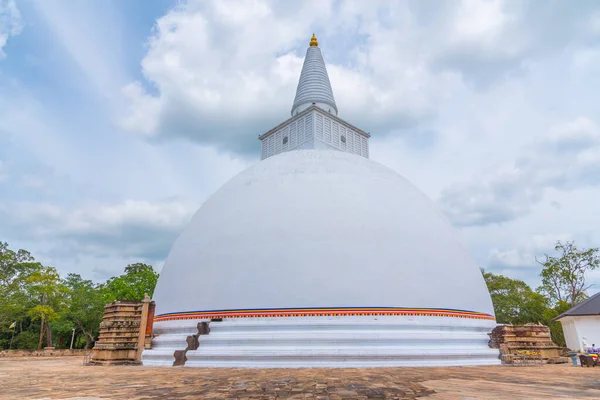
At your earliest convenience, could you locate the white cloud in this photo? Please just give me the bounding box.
[4,198,199,261]
[450,0,519,53]
[0,0,22,58]
[118,0,342,152]
[119,0,502,153]
[119,82,162,134]
[488,233,573,269]
[440,117,600,227]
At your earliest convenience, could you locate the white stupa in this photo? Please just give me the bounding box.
[142,34,499,368]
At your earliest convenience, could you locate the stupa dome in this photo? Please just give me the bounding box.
[153,150,494,318]
[142,34,499,368]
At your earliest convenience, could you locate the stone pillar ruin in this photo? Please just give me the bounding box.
[489,324,562,363]
[90,296,155,365]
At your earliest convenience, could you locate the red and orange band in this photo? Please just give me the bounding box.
[154,307,495,322]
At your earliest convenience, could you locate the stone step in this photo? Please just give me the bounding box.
[183,357,500,368]
[153,320,492,335]
[200,333,487,345]
[143,346,500,368]
[185,346,498,357]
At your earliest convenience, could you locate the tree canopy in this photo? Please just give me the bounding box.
[0,242,159,350]
[481,268,568,346]
[103,263,159,302]
[481,269,547,325]
[536,241,600,307]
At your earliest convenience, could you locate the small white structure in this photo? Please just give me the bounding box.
[555,293,600,352]
[142,34,499,368]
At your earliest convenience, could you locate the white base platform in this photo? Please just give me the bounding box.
[142,316,500,368]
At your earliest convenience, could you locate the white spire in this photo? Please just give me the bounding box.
[291,34,338,117]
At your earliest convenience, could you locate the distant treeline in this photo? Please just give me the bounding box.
[0,242,158,350]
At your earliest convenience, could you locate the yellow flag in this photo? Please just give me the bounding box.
[9,322,15,329]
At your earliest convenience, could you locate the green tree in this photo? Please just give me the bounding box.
[541,301,571,348]
[62,274,105,348]
[482,269,548,325]
[25,266,65,349]
[537,241,600,308]
[28,305,60,349]
[103,263,159,302]
[0,242,38,325]
[0,242,43,349]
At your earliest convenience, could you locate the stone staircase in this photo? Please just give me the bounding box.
[142,316,500,367]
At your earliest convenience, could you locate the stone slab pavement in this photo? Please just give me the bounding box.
[1,357,600,399]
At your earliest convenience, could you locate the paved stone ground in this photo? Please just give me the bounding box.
[1,357,600,399]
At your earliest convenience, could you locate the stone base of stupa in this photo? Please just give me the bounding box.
[142,316,500,368]
[489,324,561,361]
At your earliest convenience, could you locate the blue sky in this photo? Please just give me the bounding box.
[1,0,600,290]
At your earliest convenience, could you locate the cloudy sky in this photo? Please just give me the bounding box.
[1,0,599,290]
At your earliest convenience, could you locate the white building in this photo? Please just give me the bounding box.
[556,293,600,352]
[142,34,500,368]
